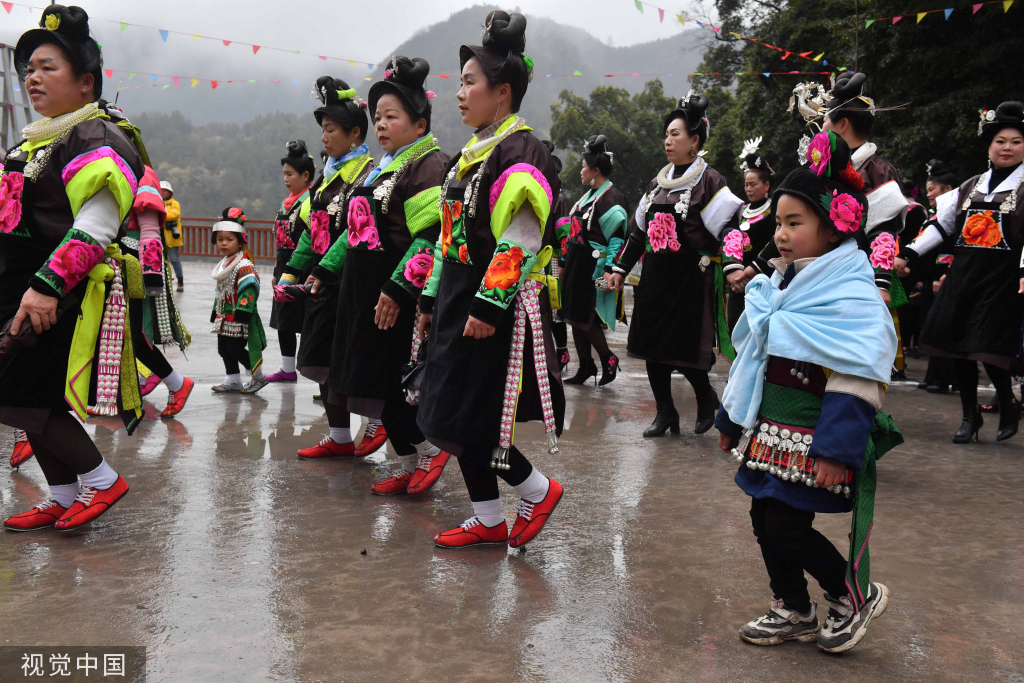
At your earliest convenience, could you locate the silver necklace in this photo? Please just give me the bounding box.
[649,158,706,221]
[962,167,1024,214]
[741,200,770,221]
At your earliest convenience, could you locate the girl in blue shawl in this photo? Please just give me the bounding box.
[716,131,901,654]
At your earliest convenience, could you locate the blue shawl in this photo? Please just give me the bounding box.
[722,239,897,429]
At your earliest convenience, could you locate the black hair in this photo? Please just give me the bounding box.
[281,139,316,180]
[313,76,369,143]
[459,11,532,113]
[744,164,771,185]
[925,159,957,189]
[15,5,103,100]
[542,140,562,175]
[663,93,710,148]
[368,57,432,133]
[827,108,874,138]
[583,135,614,177]
[825,72,873,139]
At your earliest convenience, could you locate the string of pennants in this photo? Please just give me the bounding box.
[862,0,1015,26]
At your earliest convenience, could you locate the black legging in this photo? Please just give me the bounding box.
[321,382,350,429]
[552,319,567,349]
[646,361,712,408]
[130,298,172,378]
[25,410,103,486]
[571,324,612,363]
[380,392,424,456]
[279,330,297,357]
[954,359,1015,415]
[218,335,251,374]
[457,444,533,502]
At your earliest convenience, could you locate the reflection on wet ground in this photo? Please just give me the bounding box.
[1,261,1021,681]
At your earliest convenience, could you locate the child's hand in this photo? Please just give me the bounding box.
[813,457,847,488]
[718,432,738,453]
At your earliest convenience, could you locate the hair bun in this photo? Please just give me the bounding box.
[482,10,527,54]
[586,134,609,154]
[387,55,429,90]
[221,207,247,225]
[285,140,310,158]
[832,72,866,102]
[680,93,709,119]
[41,5,90,40]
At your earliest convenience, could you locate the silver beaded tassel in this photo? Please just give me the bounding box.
[93,257,126,416]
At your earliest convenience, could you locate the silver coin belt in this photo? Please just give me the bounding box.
[730,422,852,497]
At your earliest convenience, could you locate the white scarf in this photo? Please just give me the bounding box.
[851,142,877,171]
[212,251,243,283]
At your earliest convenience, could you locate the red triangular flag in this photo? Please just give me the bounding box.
[781,51,792,59]
[319,55,327,61]
[252,45,260,54]
[211,81,219,89]
[892,15,902,23]
[1,2,13,13]
[103,69,112,78]
[799,51,812,57]
[658,8,664,21]
[222,40,231,46]
[973,2,983,11]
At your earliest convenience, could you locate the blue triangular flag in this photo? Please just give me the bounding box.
[763,72,771,77]
[368,63,375,70]
[822,60,828,66]
[150,74,158,82]
[159,29,168,42]
[546,74,551,77]
[944,8,953,18]
[291,79,298,84]
[696,21,705,28]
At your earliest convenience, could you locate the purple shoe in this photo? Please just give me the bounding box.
[139,374,161,397]
[266,369,297,382]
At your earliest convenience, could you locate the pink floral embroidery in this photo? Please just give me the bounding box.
[869,232,899,270]
[0,172,24,234]
[403,252,433,288]
[648,212,681,253]
[722,229,750,260]
[937,254,954,266]
[347,196,380,250]
[49,239,104,292]
[140,239,163,274]
[310,210,331,254]
[829,191,863,233]
[569,217,582,241]
[275,220,294,249]
[807,132,832,176]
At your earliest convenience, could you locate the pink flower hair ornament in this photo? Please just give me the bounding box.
[807,131,833,177]
[828,190,864,234]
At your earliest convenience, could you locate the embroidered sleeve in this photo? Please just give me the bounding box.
[137,208,165,289]
[381,237,434,307]
[283,198,313,279]
[470,201,543,326]
[488,163,553,240]
[232,261,259,324]
[610,224,647,275]
[868,231,899,291]
[62,145,138,223]
[403,186,443,237]
[420,231,443,313]
[598,203,627,263]
[722,228,750,274]
[312,229,347,283]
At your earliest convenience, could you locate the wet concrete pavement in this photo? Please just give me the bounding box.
[1,259,1022,682]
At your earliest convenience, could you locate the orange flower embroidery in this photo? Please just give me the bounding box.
[483,246,524,290]
[441,201,453,258]
[962,210,1001,248]
[458,244,469,263]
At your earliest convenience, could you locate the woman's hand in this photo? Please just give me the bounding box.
[11,288,58,335]
[1019,277,1024,294]
[934,274,945,295]
[418,312,433,337]
[374,292,401,330]
[726,270,747,293]
[605,273,625,292]
[272,276,278,286]
[463,316,496,339]
[879,289,891,305]
[894,256,910,277]
[813,457,848,489]
[718,432,738,453]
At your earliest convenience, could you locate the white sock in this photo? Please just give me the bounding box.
[414,440,440,457]
[162,370,185,393]
[79,458,118,490]
[251,368,266,382]
[137,372,145,385]
[329,427,352,444]
[472,499,504,527]
[398,454,417,474]
[367,417,383,427]
[514,466,550,503]
[225,373,242,385]
[281,356,296,373]
[50,483,80,508]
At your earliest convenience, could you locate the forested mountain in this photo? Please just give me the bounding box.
[135,5,705,219]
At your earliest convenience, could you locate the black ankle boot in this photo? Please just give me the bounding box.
[952,408,983,444]
[694,387,720,434]
[557,347,570,372]
[565,358,598,385]
[997,398,1021,441]
[643,401,680,437]
[598,354,619,386]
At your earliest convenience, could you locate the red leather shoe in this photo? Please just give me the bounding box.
[508,478,563,548]
[355,423,388,456]
[296,436,356,459]
[407,451,451,494]
[161,377,194,418]
[434,517,509,548]
[54,475,129,530]
[139,373,160,398]
[371,471,412,496]
[10,429,33,468]
[3,500,67,532]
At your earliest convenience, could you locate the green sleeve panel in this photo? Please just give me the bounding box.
[284,226,313,275]
[468,238,539,327]
[404,186,443,237]
[318,229,348,276]
[421,232,443,300]
[597,205,627,242]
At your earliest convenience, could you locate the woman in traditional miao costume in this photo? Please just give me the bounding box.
[266,140,314,384]
[417,10,565,548]
[560,134,628,387]
[1,5,142,531]
[605,93,744,437]
[278,78,375,460]
[897,101,1024,443]
[323,57,451,496]
[542,139,572,372]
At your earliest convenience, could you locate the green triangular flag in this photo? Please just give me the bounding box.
[119,22,129,33]
[634,0,643,12]
[573,70,582,75]
[865,19,875,27]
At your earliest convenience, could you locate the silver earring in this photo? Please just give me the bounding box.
[350,142,357,152]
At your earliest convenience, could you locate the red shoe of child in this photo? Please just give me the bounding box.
[3,500,67,532]
[139,373,161,398]
[406,451,451,494]
[508,478,564,548]
[434,516,509,548]
[371,471,412,496]
[355,423,388,456]
[10,429,33,468]
[296,436,356,459]
[54,475,129,530]
[161,377,194,418]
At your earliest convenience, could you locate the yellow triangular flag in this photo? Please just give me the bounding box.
[730,31,741,39]
[813,52,824,61]
[192,35,200,40]
[1004,0,1014,11]
[916,11,927,22]
[678,15,685,26]
[191,78,198,88]
[348,60,355,66]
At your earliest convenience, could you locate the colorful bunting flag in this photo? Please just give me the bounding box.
[191,79,199,88]
[634,0,643,12]
[1004,0,1014,11]
[917,11,927,21]
[1,2,12,13]
[865,18,876,26]
[973,3,983,12]
[150,75,158,82]
[252,45,260,54]
[945,8,954,17]
[103,69,112,78]
[173,77,180,86]
[211,81,219,89]
[119,22,129,33]
[162,85,169,89]
[159,29,168,42]
[573,70,583,75]
[222,40,231,46]
[893,15,903,22]
[658,8,664,21]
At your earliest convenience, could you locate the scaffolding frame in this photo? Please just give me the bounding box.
[0,43,33,154]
